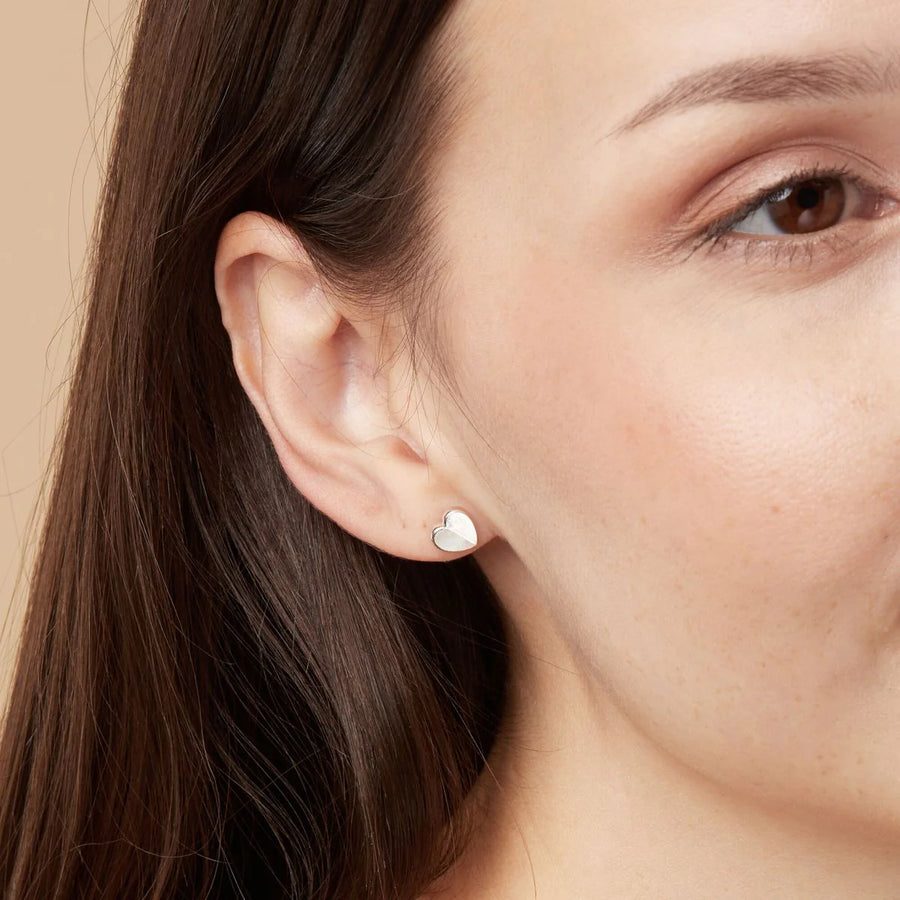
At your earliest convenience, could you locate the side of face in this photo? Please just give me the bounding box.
[423,0,900,833]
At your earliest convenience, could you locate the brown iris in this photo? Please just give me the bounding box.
[767,178,846,234]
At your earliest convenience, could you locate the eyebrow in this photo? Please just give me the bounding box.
[608,50,900,136]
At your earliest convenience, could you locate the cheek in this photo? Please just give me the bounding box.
[607,343,900,671]
[479,266,899,621]
[455,252,900,818]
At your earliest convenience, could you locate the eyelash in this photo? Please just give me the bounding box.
[691,162,893,267]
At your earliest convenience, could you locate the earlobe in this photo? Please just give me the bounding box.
[213,211,493,561]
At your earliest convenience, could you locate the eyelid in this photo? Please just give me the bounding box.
[701,162,855,240]
[701,164,887,243]
[665,157,900,269]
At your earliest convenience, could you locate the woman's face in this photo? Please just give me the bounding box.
[425,0,900,833]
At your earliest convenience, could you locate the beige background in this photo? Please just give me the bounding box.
[0,2,135,707]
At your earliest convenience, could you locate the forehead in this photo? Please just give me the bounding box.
[442,0,892,143]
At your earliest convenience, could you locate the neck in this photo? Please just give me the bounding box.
[427,547,900,899]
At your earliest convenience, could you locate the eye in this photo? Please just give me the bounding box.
[728,173,875,236]
[731,176,851,235]
[694,163,899,265]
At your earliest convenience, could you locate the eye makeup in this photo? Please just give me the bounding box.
[688,161,898,268]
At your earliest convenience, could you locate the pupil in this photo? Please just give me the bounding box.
[796,185,821,209]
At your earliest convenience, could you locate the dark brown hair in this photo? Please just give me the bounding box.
[0,1,508,897]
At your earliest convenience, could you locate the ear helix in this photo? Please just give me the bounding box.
[431,508,478,553]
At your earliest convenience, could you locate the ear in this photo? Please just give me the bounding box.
[213,211,492,561]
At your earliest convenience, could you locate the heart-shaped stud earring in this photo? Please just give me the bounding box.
[431,508,478,552]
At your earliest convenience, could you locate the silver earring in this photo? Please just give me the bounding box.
[431,508,478,552]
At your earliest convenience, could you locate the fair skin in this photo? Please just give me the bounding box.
[214,0,900,895]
